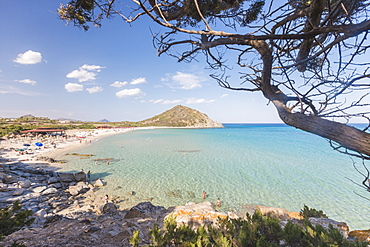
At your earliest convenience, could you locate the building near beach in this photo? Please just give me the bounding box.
[20,127,66,136]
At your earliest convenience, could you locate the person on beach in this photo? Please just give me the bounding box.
[216,198,222,207]
[106,161,110,165]
[104,194,109,203]
[202,191,207,199]
[87,170,91,182]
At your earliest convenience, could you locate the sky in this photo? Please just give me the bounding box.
[0,1,283,123]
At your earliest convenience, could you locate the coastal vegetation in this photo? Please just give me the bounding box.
[129,209,366,246]
[0,201,34,240]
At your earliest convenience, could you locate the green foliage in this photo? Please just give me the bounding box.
[74,123,96,129]
[300,204,327,220]
[0,201,34,240]
[129,230,140,247]
[132,208,367,247]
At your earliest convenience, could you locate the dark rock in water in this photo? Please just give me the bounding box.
[187,191,195,199]
[167,189,182,198]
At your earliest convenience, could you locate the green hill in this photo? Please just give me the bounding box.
[139,105,223,128]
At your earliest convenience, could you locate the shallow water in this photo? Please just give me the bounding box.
[59,124,370,230]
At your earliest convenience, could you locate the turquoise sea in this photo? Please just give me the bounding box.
[59,124,370,230]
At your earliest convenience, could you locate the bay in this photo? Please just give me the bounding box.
[59,124,370,230]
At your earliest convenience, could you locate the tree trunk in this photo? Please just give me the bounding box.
[272,100,370,157]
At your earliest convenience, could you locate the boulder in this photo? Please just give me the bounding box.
[67,182,89,196]
[256,205,290,220]
[348,229,370,242]
[3,175,18,184]
[18,179,31,188]
[58,173,75,182]
[102,203,120,215]
[309,217,349,238]
[74,172,86,182]
[168,201,227,227]
[93,178,105,187]
[33,186,47,193]
[12,188,24,196]
[41,187,58,195]
[47,177,59,184]
[124,202,165,219]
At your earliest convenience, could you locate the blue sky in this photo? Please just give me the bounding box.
[0,1,281,123]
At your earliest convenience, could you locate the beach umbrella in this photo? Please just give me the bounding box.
[35,142,43,147]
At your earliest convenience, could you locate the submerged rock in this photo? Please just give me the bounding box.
[93,178,105,187]
[167,189,182,198]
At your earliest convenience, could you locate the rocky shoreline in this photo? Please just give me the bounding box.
[0,157,369,246]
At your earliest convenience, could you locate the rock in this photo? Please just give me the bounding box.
[124,208,147,219]
[18,179,31,188]
[44,214,63,225]
[309,217,349,238]
[12,188,24,196]
[67,182,89,196]
[102,203,120,215]
[33,186,47,193]
[85,225,101,233]
[41,187,58,195]
[74,172,86,182]
[168,201,227,227]
[58,173,75,182]
[47,177,59,184]
[288,211,303,220]
[348,229,370,242]
[93,178,105,187]
[0,183,9,192]
[3,175,18,184]
[35,209,48,218]
[124,202,165,219]
[256,205,290,220]
[57,172,86,183]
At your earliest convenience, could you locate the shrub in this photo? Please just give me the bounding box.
[299,204,327,219]
[0,201,34,239]
[131,207,367,246]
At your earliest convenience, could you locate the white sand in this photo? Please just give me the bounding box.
[0,128,135,169]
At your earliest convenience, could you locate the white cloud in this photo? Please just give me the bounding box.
[150,99,164,104]
[162,99,182,104]
[115,88,144,98]
[86,86,103,94]
[0,85,41,96]
[80,64,105,72]
[15,79,37,85]
[221,94,229,98]
[66,64,105,82]
[14,50,42,65]
[185,98,215,104]
[110,81,128,87]
[65,83,84,92]
[150,99,183,104]
[130,77,147,85]
[162,72,204,90]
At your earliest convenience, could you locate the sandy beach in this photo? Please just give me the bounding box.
[0,128,135,169]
